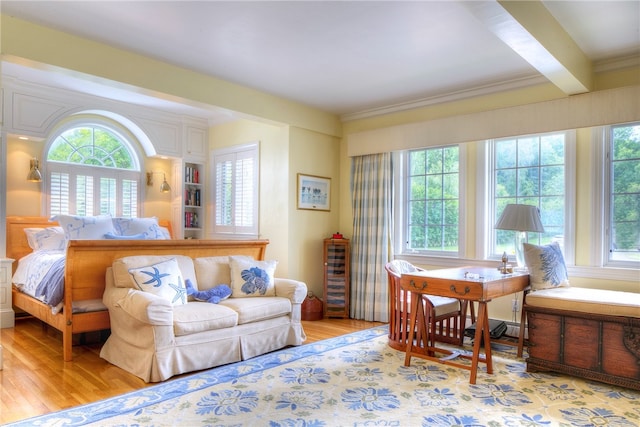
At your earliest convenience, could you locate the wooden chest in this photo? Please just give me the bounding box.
[526,306,640,390]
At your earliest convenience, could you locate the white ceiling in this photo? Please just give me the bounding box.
[1,1,639,122]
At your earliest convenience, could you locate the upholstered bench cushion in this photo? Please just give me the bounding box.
[221,297,292,325]
[426,295,461,317]
[527,287,640,318]
[173,302,238,336]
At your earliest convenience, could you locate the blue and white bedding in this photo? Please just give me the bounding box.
[12,250,66,314]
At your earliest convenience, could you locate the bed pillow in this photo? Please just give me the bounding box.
[52,214,116,239]
[523,242,570,291]
[128,258,187,305]
[112,217,168,239]
[24,227,67,251]
[229,256,277,297]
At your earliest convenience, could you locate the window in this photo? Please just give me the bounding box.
[605,122,640,266]
[489,132,571,260]
[212,142,259,237]
[46,123,141,217]
[404,145,461,254]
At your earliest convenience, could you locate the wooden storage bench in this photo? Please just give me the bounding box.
[525,287,640,390]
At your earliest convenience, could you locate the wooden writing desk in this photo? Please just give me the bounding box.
[400,266,529,384]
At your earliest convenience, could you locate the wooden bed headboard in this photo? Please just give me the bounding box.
[6,216,173,272]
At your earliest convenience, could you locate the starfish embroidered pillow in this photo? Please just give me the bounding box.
[229,256,277,297]
[128,258,187,305]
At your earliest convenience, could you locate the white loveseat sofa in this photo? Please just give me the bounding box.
[100,254,307,382]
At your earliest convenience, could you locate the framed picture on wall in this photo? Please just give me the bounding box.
[297,173,331,211]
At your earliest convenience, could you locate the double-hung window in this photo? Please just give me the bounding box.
[46,123,141,217]
[601,122,640,268]
[488,131,574,262]
[403,145,462,255]
[212,142,259,237]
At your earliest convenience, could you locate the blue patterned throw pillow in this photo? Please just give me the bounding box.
[128,258,187,305]
[523,242,570,291]
[229,256,277,297]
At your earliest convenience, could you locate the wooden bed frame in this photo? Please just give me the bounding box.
[6,216,268,362]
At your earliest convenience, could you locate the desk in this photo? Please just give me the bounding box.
[400,266,529,384]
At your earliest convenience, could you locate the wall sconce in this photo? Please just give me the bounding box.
[146,171,171,193]
[26,158,42,182]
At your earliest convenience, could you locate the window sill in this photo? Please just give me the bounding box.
[397,254,639,282]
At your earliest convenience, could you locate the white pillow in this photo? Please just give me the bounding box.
[112,217,168,239]
[52,214,116,239]
[229,256,277,297]
[194,256,231,291]
[523,242,570,291]
[128,258,187,305]
[24,227,67,251]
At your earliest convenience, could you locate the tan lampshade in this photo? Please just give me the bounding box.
[495,204,545,233]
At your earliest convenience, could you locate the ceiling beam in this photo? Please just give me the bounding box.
[464,0,593,95]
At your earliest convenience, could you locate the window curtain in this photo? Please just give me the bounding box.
[350,153,394,322]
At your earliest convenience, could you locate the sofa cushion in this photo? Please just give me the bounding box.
[173,302,239,336]
[523,242,570,291]
[128,258,187,306]
[194,256,231,290]
[229,256,277,297]
[112,255,198,290]
[221,297,291,325]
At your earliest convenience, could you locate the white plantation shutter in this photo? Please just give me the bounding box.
[99,177,116,215]
[235,151,255,228]
[75,175,94,216]
[121,179,138,218]
[48,167,141,217]
[213,143,259,236]
[50,172,70,215]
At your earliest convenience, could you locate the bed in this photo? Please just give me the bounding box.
[6,216,269,361]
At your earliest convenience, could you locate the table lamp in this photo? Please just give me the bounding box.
[495,204,545,269]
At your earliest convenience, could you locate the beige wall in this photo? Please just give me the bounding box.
[287,127,341,297]
[209,120,341,296]
[208,119,292,275]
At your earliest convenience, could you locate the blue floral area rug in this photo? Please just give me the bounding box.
[9,325,640,426]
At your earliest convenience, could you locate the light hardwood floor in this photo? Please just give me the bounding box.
[1,316,383,424]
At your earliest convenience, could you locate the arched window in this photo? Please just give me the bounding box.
[46,122,142,217]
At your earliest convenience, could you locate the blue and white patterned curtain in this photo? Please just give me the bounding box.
[350,153,394,322]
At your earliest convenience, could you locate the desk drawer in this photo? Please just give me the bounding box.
[400,276,483,300]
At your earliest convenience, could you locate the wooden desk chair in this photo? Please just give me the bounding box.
[385,260,470,350]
